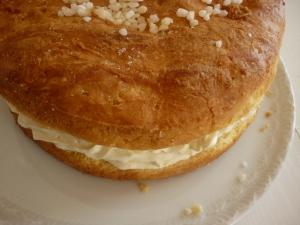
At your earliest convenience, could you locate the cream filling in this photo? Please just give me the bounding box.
[8,103,255,170]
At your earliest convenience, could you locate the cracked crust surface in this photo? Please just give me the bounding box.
[0,0,285,150]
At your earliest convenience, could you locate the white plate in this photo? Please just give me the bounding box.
[0,59,295,225]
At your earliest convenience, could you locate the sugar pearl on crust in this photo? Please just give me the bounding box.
[83,16,91,22]
[216,40,222,48]
[176,8,188,17]
[119,28,127,36]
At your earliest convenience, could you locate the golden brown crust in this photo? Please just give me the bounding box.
[13,106,257,180]
[0,0,285,150]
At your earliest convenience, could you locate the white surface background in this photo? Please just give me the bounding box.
[0,2,299,225]
[235,1,300,225]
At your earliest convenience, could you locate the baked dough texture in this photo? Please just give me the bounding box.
[13,107,257,180]
[0,0,285,179]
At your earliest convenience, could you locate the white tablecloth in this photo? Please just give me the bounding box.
[235,1,300,225]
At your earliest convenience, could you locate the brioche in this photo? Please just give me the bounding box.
[0,0,285,179]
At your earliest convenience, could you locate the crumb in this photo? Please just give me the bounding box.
[260,124,269,132]
[192,204,203,216]
[266,90,273,97]
[184,208,192,215]
[238,174,247,183]
[241,162,248,168]
[183,204,203,216]
[139,183,148,193]
[265,112,272,118]
[263,161,268,165]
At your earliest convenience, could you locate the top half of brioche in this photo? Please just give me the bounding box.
[0,0,285,150]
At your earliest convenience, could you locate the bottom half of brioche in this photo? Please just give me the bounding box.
[12,108,257,180]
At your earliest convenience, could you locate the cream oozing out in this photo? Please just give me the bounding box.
[7,102,255,170]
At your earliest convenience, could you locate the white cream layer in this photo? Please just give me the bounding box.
[8,103,255,170]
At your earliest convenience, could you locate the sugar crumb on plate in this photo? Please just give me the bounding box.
[266,90,273,97]
[241,161,248,168]
[138,183,148,193]
[183,204,203,216]
[184,208,192,215]
[260,124,269,132]
[192,204,203,216]
[238,174,247,183]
